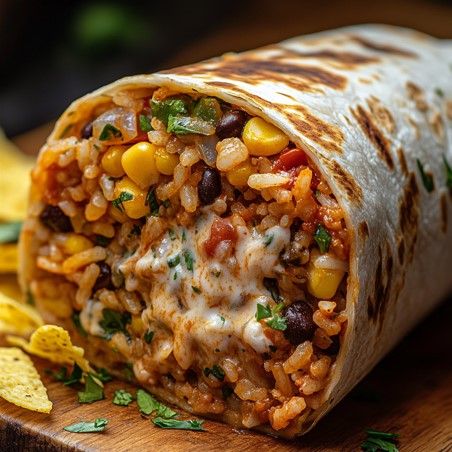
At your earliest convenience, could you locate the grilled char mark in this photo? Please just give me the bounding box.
[397,148,409,177]
[351,105,394,170]
[367,242,394,330]
[358,221,369,240]
[170,58,347,92]
[351,36,417,58]
[440,193,448,234]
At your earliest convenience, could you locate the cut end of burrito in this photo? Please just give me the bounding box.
[22,87,349,436]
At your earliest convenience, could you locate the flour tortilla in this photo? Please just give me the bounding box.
[20,24,452,433]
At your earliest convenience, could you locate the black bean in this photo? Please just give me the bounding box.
[283,302,316,345]
[81,121,93,139]
[198,168,222,205]
[39,205,73,232]
[92,262,112,293]
[323,335,340,356]
[215,110,248,140]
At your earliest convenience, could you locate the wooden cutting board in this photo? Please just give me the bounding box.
[1,300,451,452]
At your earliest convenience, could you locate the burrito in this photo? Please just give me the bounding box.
[19,25,452,437]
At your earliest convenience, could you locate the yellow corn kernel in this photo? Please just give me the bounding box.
[155,147,179,176]
[242,117,289,156]
[307,264,344,300]
[113,177,148,219]
[101,145,127,177]
[121,142,159,189]
[63,234,93,255]
[130,316,144,335]
[227,160,255,186]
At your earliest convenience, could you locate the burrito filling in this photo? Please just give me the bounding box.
[28,87,349,434]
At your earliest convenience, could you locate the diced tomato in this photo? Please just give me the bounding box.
[273,148,307,172]
[204,217,238,257]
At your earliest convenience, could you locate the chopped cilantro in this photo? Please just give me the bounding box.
[99,308,131,340]
[99,124,122,141]
[112,191,133,212]
[173,271,178,280]
[191,285,202,294]
[145,188,159,216]
[263,234,274,247]
[443,155,452,189]
[144,329,154,344]
[78,374,104,404]
[71,311,88,337]
[113,389,134,406]
[183,250,194,271]
[45,367,68,382]
[204,365,225,381]
[255,302,287,331]
[193,97,221,125]
[434,87,444,97]
[167,254,180,268]
[361,429,399,452]
[151,98,188,126]
[168,228,176,241]
[219,315,225,325]
[0,221,22,244]
[139,114,153,132]
[181,229,186,242]
[136,389,177,418]
[313,224,332,253]
[94,368,112,383]
[263,277,282,302]
[94,235,110,247]
[167,115,214,136]
[416,159,435,192]
[152,417,204,431]
[64,418,108,433]
[64,364,83,386]
[256,303,272,320]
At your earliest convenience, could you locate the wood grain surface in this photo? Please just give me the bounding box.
[1,300,451,451]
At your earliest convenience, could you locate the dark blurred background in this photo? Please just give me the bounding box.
[1,0,452,137]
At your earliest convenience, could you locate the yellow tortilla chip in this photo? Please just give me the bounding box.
[0,347,52,413]
[0,291,43,336]
[7,324,91,372]
[0,274,22,300]
[0,243,18,273]
[0,129,34,222]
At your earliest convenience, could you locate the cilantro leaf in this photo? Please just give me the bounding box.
[112,191,133,212]
[168,228,176,241]
[167,115,214,136]
[183,250,194,271]
[263,234,274,247]
[26,290,35,306]
[313,224,332,253]
[0,222,22,244]
[64,364,83,386]
[267,315,287,331]
[192,97,221,125]
[64,418,108,433]
[123,363,134,382]
[136,389,177,418]
[152,417,204,431]
[78,374,104,404]
[191,285,202,294]
[71,311,87,337]
[99,308,131,340]
[46,366,68,382]
[167,254,180,268]
[146,188,159,216]
[151,98,188,126]
[139,114,153,132]
[361,429,399,452]
[416,159,435,193]
[144,329,154,344]
[256,303,272,320]
[113,389,134,406]
[204,365,225,381]
[93,368,112,383]
[99,124,122,141]
[443,155,452,189]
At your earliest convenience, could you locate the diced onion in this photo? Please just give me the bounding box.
[312,253,348,271]
[195,135,218,167]
[93,108,137,144]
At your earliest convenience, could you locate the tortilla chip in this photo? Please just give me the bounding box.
[0,291,43,336]
[0,129,34,222]
[0,347,52,413]
[0,243,18,273]
[7,324,91,372]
